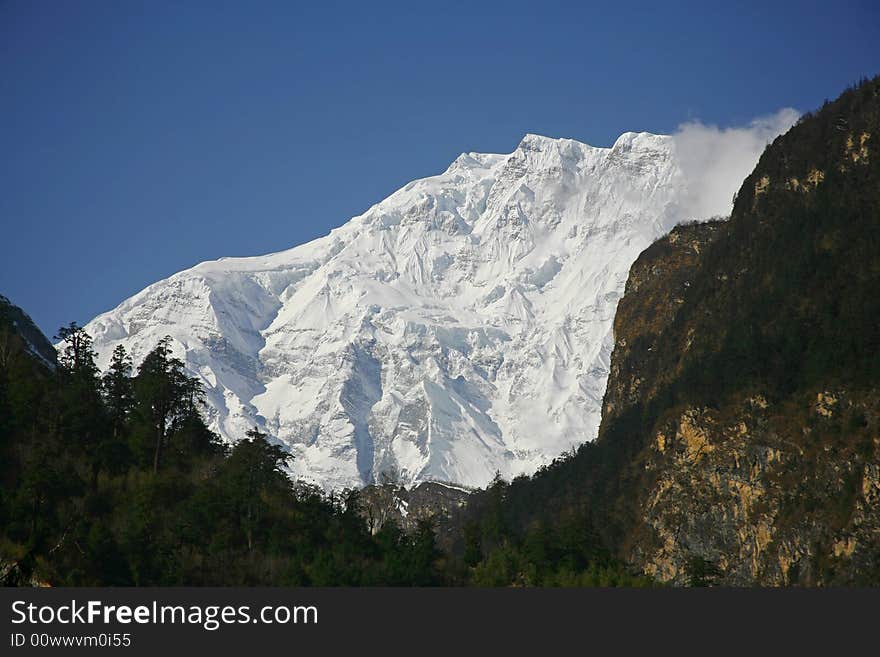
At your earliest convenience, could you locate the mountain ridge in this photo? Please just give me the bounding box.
[1,295,57,369]
[81,131,690,489]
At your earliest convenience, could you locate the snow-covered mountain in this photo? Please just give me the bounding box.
[85,132,689,490]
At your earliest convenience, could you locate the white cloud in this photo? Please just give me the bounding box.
[673,108,800,220]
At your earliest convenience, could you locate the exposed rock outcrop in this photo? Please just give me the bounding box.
[596,77,880,585]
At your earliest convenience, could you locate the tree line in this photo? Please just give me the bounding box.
[1,317,649,586]
[0,323,441,586]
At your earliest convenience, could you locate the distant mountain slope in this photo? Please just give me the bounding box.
[83,132,691,489]
[0,295,56,369]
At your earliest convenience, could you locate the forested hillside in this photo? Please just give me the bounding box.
[0,316,441,586]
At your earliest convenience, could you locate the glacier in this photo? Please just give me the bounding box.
[84,131,689,490]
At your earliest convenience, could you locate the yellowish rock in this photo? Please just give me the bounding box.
[832,536,856,559]
[754,175,770,196]
[816,391,838,417]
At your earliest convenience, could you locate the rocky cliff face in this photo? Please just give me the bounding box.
[358,481,471,535]
[598,78,880,585]
[632,395,880,585]
[602,221,724,429]
[605,224,880,584]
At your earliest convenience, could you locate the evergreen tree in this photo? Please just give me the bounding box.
[92,345,136,477]
[218,427,292,553]
[54,322,106,488]
[55,322,99,377]
[102,344,133,438]
[133,337,178,473]
[131,336,216,473]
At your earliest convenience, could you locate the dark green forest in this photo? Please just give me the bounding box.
[0,316,644,586]
[0,321,446,586]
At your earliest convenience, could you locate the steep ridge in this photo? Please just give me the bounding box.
[84,132,689,489]
[0,295,57,369]
[602,77,880,585]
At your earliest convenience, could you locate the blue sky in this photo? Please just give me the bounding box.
[2,0,878,337]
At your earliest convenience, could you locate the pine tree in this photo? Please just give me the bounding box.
[102,344,133,438]
[219,427,292,553]
[95,344,135,476]
[55,322,99,377]
[54,323,106,488]
[133,336,185,473]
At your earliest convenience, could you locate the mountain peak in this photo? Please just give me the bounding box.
[83,132,689,490]
[611,130,673,151]
[516,132,565,148]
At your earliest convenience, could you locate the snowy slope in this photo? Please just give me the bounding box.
[84,132,688,490]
